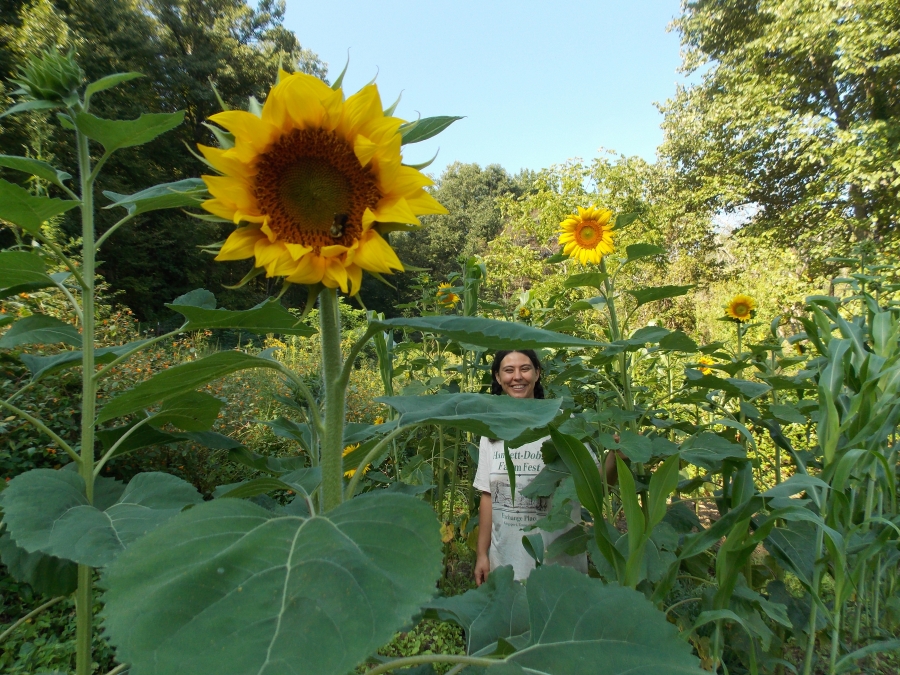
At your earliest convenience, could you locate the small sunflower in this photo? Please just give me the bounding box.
[373,416,385,425]
[437,282,460,307]
[342,443,368,478]
[558,206,615,264]
[199,72,447,295]
[518,306,532,319]
[726,294,756,322]
[698,355,715,375]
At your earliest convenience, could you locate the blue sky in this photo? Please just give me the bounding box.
[284,1,686,177]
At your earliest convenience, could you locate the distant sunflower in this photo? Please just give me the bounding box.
[558,206,615,264]
[437,282,460,307]
[342,443,368,478]
[518,306,532,319]
[726,294,756,322]
[199,72,447,295]
[698,355,715,375]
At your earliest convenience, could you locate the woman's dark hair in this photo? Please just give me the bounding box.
[490,349,545,399]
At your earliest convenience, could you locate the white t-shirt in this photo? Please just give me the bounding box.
[473,435,587,580]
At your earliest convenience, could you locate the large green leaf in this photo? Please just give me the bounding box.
[423,565,528,654]
[19,339,151,381]
[399,116,463,144]
[0,178,79,233]
[97,351,281,423]
[481,566,703,673]
[626,285,694,308]
[0,470,202,567]
[563,272,608,292]
[625,243,665,262]
[97,422,243,459]
[0,154,72,188]
[102,492,442,675]
[84,72,143,103]
[659,330,698,353]
[765,520,817,589]
[103,178,205,216]
[74,111,185,152]
[377,393,561,441]
[166,291,315,336]
[0,251,55,298]
[370,316,599,350]
[149,391,224,432]
[0,526,77,596]
[0,314,81,348]
[679,432,746,470]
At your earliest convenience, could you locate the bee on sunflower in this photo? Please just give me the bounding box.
[199,71,448,296]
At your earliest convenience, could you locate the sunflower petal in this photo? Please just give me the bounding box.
[322,257,350,293]
[202,175,258,214]
[340,84,382,137]
[202,198,237,221]
[371,197,420,226]
[346,263,363,296]
[285,252,326,285]
[354,230,403,274]
[198,145,254,179]
[353,134,378,166]
[208,111,277,152]
[216,227,264,261]
[405,189,448,216]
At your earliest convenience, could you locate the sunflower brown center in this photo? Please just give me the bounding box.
[575,222,599,248]
[254,128,381,248]
[734,303,748,316]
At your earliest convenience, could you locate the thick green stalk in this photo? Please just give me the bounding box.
[75,127,96,675]
[437,425,445,518]
[802,522,826,675]
[319,288,346,512]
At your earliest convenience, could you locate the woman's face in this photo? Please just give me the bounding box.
[495,351,540,399]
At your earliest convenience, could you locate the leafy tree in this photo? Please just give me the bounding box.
[392,162,530,283]
[660,0,900,263]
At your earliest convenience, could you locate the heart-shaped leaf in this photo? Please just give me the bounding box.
[0,178,79,234]
[97,351,282,423]
[0,251,57,298]
[0,314,81,348]
[75,111,184,152]
[102,492,442,675]
[0,526,78,596]
[370,316,599,350]
[0,154,71,188]
[166,295,315,336]
[481,566,704,673]
[378,393,561,441]
[103,178,205,216]
[0,470,202,567]
[424,565,528,654]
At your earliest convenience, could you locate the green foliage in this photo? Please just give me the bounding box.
[662,0,900,263]
[102,492,443,675]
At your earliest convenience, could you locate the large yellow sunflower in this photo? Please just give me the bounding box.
[726,294,756,322]
[558,206,615,265]
[199,72,447,294]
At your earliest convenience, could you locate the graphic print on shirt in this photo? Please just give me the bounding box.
[489,446,548,529]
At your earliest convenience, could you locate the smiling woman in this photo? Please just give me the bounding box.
[474,349,587,584]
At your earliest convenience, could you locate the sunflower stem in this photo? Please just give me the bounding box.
[74,123,96,675]
[319,288,346,512]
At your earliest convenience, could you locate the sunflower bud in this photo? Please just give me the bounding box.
[11,48,84,106]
